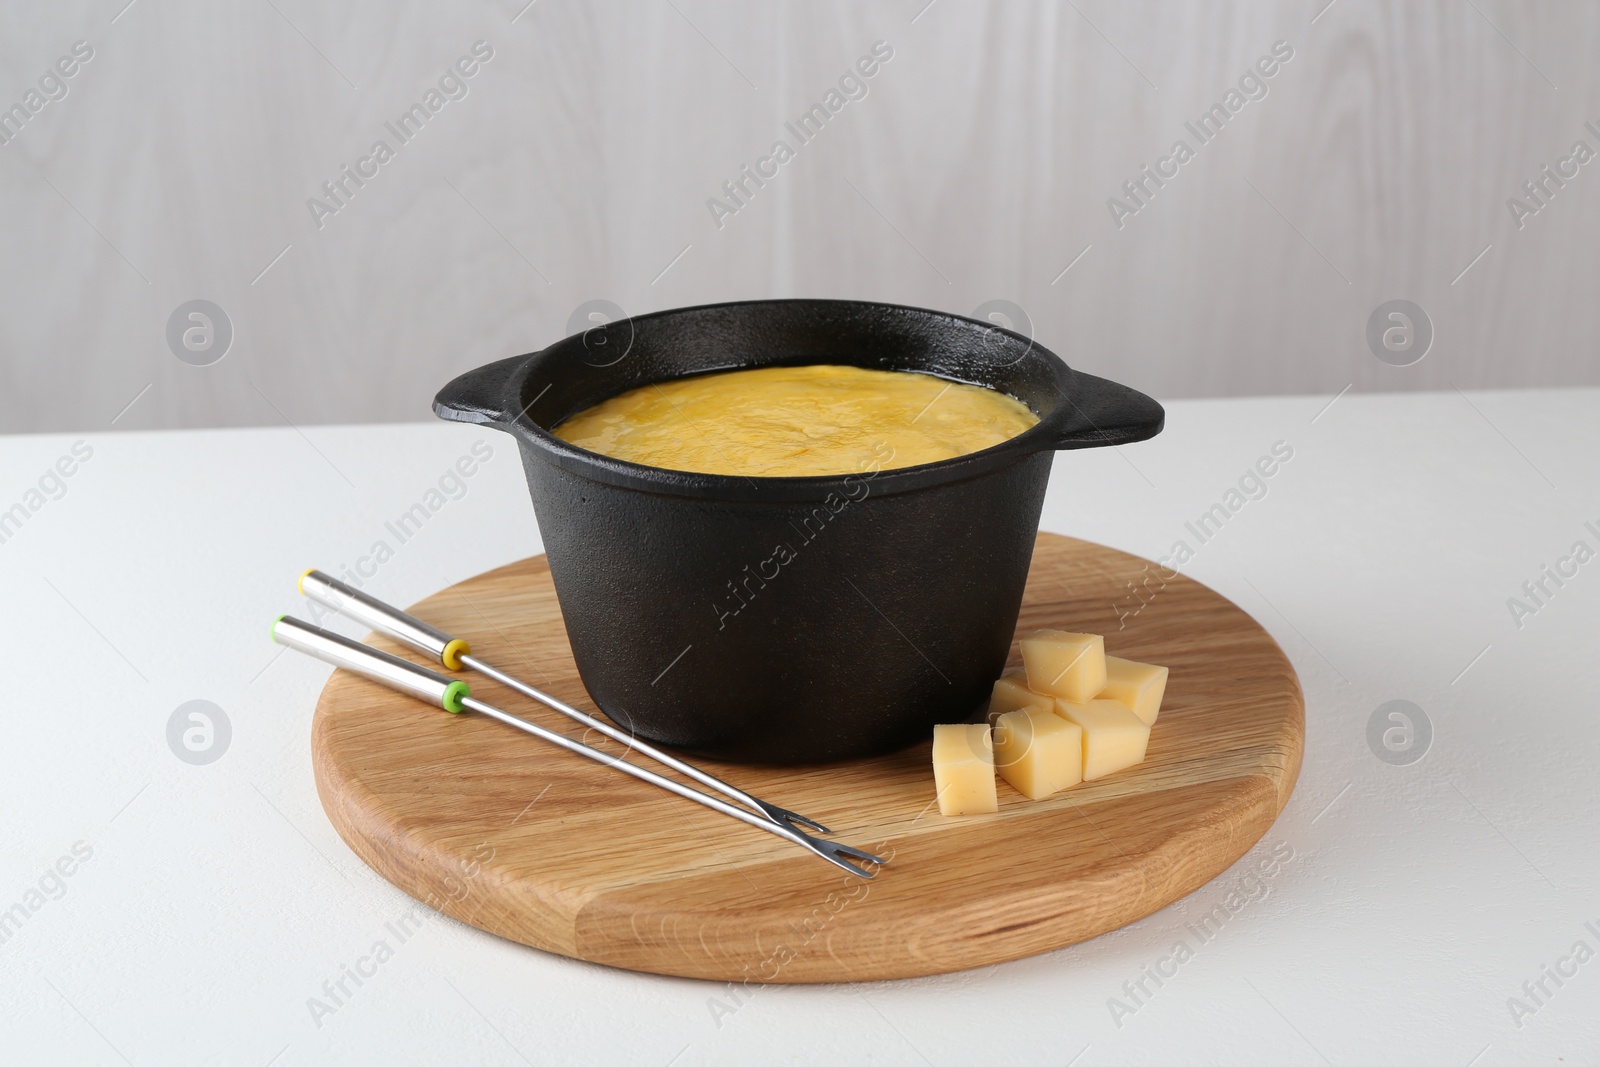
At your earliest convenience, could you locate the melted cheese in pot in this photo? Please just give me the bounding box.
[552,364,1038,477]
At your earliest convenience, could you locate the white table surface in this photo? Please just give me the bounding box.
[2,387,1596,1066]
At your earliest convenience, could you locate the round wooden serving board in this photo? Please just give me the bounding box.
[311,533,1304,983]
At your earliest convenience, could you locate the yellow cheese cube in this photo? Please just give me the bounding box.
[931,724,998,815]
[1100,656,1169,726]
[1053,698,1150,781]
[987,669,1053,724]
[1020,630,1106,702]
[993,706,1084,800]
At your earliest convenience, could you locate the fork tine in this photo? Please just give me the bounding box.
[778,825,886,878]
[826,841,888,866]
[807,841,879,879]
[768,805,832,835]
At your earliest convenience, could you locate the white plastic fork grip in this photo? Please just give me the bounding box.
[271,615,468,713]
[299,570,464,667]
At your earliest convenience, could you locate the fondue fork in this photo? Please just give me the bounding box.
[271,617,884,878]
[296,569,833,837]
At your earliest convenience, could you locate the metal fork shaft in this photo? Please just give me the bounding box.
[461,695,876,877]
[298,569,831,835]
[462,654,831,835]
[274,613,878,876]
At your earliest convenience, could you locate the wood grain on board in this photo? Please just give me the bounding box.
[311,532,1303,982]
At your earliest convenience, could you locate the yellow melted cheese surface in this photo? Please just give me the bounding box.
[553,364,1039,477]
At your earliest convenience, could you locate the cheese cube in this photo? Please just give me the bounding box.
[1020,630,1106,702]
[931,724,998,815]
[987,669,1053,724]
[993,706,1084,800]
[1100,656,1169,726]
[1053,698,1150,781]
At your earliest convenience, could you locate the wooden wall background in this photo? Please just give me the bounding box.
[1,0,1595,433]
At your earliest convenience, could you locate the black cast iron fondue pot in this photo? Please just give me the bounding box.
[434,299,1163,764]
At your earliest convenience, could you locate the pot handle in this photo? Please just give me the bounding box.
[433,354,526,427]
[1051,369,1165,451]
